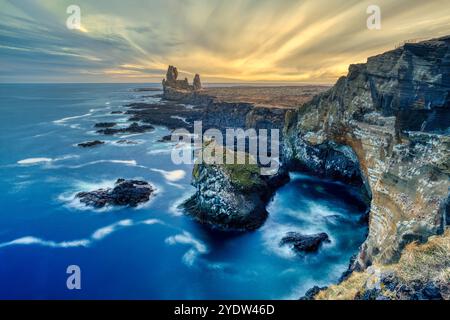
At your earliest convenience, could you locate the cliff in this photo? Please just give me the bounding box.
[284,35,450,271]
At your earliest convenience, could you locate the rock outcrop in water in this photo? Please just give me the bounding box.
[284,36,450,271]
[77,140,104,148]
[182,141,289,230]
[280,232,331,253]
[76,179,155,208]
[96,122,154,135]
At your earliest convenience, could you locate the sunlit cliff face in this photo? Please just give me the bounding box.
[1,0,450,83]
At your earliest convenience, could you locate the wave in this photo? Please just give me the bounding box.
[0,218,163,250]
[165,231,208,266]
[17,157,52,165]
[168,190,195,216]
[53,113,92,124]
[170,115,189,124]
[17,155,79,166]
[150,168,186,182]
[0,236,90,249]
[261,222,300,259]
[147,148,171,155]
[63,159,139,169]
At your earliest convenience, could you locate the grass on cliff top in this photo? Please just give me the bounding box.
[395,228,450,284]
[315,229,450,300]
[195,140,264,191]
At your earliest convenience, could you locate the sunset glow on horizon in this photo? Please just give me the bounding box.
[1,0,450,83]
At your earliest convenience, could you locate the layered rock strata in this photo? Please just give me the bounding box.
[283,36,450,269]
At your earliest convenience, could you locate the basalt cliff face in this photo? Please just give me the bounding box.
[284,36,450,270]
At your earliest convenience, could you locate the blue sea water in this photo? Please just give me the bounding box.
[0,83,367,299]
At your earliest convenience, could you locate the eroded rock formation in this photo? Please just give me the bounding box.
[182,141,289,230]
[162,65,202,99]
[280,232,331,253]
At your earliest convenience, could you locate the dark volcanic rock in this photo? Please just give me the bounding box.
[162,65,196,93]
[280,232,330,253]
[126,102,199,130]
[94,122,117,128]
[111,110,123,114]
[76,178,154,208]
[157,135,172,142]
[133,87,161,92]
[96,122,154,135]
[115,139,138,145]
[193,74,202,90]
[77,140,105,148]
[182,142,289,231]
[300,286,328,300]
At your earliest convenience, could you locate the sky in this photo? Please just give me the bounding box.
[1,0,450,84]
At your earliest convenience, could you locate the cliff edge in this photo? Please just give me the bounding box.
[284,35,450,271]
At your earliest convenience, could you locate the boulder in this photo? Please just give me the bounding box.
[280,232,330,253]
[76,179,154,208]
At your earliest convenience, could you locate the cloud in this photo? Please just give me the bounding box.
[1,0,450,83]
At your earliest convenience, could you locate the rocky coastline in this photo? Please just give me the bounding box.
[79,36,448,299]
[151,35,449,300]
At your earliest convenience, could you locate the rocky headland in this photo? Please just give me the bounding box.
[152,35,449,299]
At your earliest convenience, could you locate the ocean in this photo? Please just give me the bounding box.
[0,83,367,299]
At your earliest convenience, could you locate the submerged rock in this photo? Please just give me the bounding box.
[157,134,172,142]
[94,122,117,128]
[280,232,331,253]
[115,139,138,145]
[76,179,154,208]
[77,140,105,148]
[96,122,154,135]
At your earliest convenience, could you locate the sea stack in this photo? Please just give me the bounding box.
[162,65,202,100]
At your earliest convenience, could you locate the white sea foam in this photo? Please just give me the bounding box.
[168,190,195,216]
[165,231,208,267]
[0,218,163,250]
[150,168,186,182]
[53,113,92,124]
[17,157,53,165]
[261,222,299,259]
[91,219,133,240]
[170,115,189,124]
[65,159,138,169]
[147,148,171,155]
[17,155,79,166]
